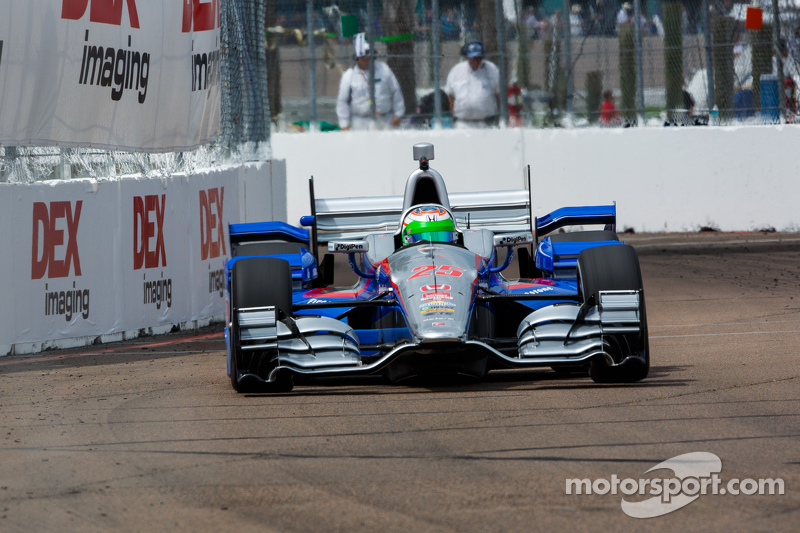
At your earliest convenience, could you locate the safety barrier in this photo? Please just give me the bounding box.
[272,125,800,234]
[0,161,286,356]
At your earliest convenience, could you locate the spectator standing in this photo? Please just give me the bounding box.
[600,90,620,126]
[570,5,583,37]
[445,41,501,128]
[592,0,615,36]
[441,8,458,40]
[336,33,405,131]
[616,2,632,33]
[524,7,539,40]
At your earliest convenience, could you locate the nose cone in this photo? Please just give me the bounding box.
[416,323,466,344]
[388,244,480,346]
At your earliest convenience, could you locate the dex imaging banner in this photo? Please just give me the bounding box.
[0,0,221,152]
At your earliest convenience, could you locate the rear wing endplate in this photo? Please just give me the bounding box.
[229,221,310,248]
[535,204,616,240]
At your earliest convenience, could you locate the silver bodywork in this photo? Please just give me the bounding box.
[517,291,643,364]
[387,244,480,344]
[231,251,645,381]
[228,142,647,385]
[236,307,361,370]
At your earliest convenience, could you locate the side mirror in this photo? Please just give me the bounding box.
[328,241,369,254]
[493,232,533,248]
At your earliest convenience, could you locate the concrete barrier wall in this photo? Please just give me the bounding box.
[1,161,286,356]
[272,125,800,233]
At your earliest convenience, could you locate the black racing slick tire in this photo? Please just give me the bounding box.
[230,257,294,393]
[232,257,292,314]
[577,245,650,384]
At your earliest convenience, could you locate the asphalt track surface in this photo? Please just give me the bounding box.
[1,232,799,532]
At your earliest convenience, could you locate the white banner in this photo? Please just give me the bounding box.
[0,165,265,355]
[0,0,220,152]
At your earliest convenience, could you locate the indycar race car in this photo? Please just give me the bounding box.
[225,143,649,393]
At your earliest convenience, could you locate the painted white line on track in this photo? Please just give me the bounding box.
[651,318,800,329]
[651,329,800,339]
[633,238,800,248]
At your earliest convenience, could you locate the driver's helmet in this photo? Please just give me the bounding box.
[402,205,457,245]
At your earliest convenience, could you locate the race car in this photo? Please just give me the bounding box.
[225,142,649,393]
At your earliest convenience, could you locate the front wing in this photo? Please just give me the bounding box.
[227,289,646,385]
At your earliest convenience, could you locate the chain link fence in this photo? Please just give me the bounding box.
[272,0,800,131]
[4,1,799,182]
[1,0,270,184]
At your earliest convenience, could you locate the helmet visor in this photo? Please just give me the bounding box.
[405,231,457,244]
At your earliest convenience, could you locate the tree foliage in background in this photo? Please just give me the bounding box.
[663,3,683,119]
[478,0,499,64]
[515,0,531,89]
[619,22,636,121]
[586,71,603,123]
[712,15,735,122]
[752,23,773,113]
[383,0,417,112]
[544,31,565,116]
[477,0,509,81]
[266,0,281,122]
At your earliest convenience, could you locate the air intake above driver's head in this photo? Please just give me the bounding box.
[403,144,450,211]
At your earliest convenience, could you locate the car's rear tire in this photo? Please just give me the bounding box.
[230,257,294,393]
[577,245,649,384]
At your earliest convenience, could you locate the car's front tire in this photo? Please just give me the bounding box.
[230,257,294,393]
[577,245,649,384]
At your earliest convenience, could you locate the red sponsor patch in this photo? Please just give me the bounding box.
[422,292,452,301]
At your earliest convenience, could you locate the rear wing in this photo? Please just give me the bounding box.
[534,204,617,242]
[229,221,309,249]
[302,189,532,242]
[303,193,615,245]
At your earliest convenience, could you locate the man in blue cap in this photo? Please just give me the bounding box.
[445,40,501,128]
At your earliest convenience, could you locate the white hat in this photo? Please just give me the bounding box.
[354,33,370,58]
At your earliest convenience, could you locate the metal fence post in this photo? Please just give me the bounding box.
[495,0,509,126]
[433,0,442,127]
[633,0,645,125]
[367,0,377,126]
[562,0,573,123]
[772,0,786,123]
[306,0,317,130]
[703,0,715,113]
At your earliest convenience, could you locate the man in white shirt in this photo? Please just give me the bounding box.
[336,33,405,131]
[616,2,631,33]
[524,7,539,39]
[444,41,501,128]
